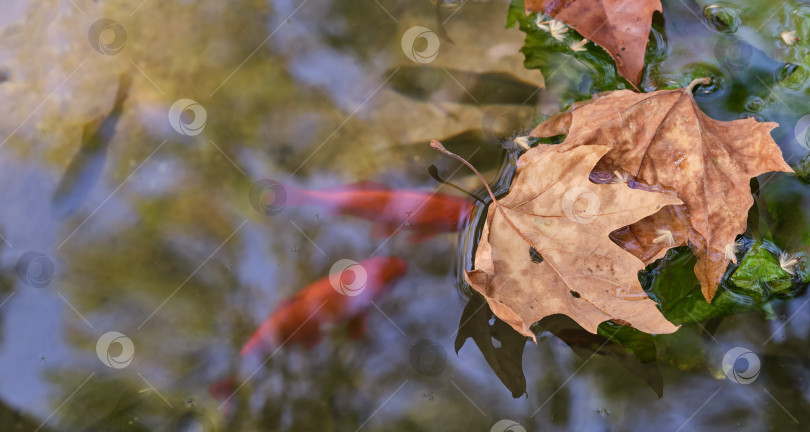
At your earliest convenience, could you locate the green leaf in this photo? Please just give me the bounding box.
[729,241,794,295]
[597,321,657,364]
[645,246,759,325]
[506,0,633,107]
[758,175,810,255]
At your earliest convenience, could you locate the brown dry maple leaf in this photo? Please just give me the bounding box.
[436,141,682,339]
[530,78,794,302]
[525,0,661,86]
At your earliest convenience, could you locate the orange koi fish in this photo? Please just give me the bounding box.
[240,256,408,357]
[210,257,408,410]
[278,181,472,243]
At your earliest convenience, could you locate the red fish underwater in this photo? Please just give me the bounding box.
[263,180,471,243]
[240,256,409,357]
[210,257,408,405]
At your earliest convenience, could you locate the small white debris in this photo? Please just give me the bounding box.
[570,39,588,52]
[610,170,630,184]
[538,19,569,42]
[514,136,531,150]
[653,229,675,247]
[781,31,799,46]
[535,15,547,28]
[724,240,743,265]
[779,252,800,276]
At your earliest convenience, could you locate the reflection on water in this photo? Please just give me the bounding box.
[0,0,809,430]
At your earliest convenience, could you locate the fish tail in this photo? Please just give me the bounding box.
[113,74,133,110]
[279,181,310,206]
[265,180,315,207]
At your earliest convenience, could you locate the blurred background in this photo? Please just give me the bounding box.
[1,0,810,431]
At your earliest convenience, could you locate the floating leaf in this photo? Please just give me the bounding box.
[531,79,793,302]
[460,143,682,337]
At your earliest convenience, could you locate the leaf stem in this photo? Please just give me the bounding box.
[430,139,535,246]
[430,140,500,205]
[686,77,711,93]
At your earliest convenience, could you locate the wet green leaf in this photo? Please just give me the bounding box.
[730,242,794,295]
[506,0,633,107]
[758,175,810,254]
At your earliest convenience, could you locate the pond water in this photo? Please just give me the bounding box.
[1,0,810,431]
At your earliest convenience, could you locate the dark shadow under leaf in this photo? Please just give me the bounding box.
[455,293,528,398]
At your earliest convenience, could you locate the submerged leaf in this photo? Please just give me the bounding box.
[537,316,663,396]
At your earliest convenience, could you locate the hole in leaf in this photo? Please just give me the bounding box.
[529,247,544,263]
[570,290,581,298]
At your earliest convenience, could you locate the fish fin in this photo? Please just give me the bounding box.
[371,222,399,239]
[208,375,236,401]
[209,375,237,419]
[406,230,439,244]
[346,314,368,340]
